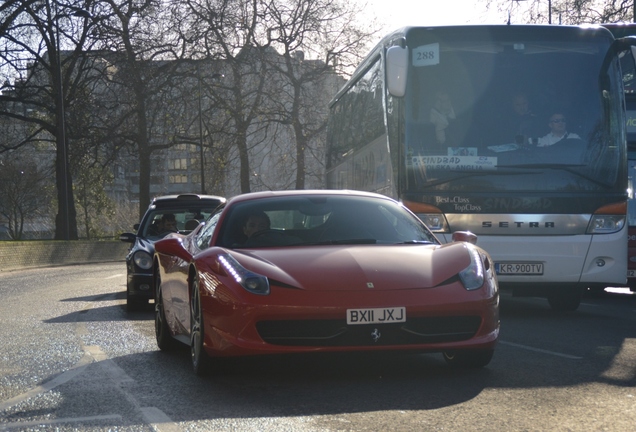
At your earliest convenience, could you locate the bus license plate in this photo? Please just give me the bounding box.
[347,307,406,325]
[495,262,544,275]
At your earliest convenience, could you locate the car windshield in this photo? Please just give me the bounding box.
[140,208,216,239]
[217,195,439,248]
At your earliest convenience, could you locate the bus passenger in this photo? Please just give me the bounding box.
[500,92,541,144]
[512,93,539,134]
[430,90,455,144]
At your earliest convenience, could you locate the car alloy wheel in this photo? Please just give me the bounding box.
[190,273,212,375]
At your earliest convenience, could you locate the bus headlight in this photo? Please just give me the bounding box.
[415,213,449,233]
[586,215,625,234]
[402,201,449,233]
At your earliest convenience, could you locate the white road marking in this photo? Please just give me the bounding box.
[0,318,176,431]
[0,346,178,429]
[500,340,583,359]
[141,407,183,432]
[83,346,178,431]
[0,415,122,430]
[84,345,136,385]
[0,351,93,412]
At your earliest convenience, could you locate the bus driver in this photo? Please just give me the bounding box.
[537,113,580,147]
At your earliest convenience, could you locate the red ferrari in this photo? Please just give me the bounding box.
[153,190,499,375]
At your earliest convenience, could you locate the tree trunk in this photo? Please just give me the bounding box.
[293,119,307,190]
[237,128,251,193]
[54,104,78,240]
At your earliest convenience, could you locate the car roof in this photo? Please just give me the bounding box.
[225,189,393,205]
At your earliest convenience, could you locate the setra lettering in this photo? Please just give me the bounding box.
[482,221,556,228]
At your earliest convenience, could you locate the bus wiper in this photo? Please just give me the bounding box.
[421,170,527,188]
[497,163,612,188]
[498,163,585,169]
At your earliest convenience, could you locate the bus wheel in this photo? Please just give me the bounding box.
[547,288,582,312]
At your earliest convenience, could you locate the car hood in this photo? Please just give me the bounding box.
[226,244,472,291]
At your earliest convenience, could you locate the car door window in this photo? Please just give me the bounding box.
[196,212,221,250]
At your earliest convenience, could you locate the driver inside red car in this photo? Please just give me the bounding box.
[242,211,270,238]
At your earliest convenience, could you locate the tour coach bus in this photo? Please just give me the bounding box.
[326,25,636,310]
[603,23,636,292]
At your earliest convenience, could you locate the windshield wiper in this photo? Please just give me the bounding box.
[499,163,585,168]
[400,240,437,245]
[497,163,612,188]
[421,170,528,188]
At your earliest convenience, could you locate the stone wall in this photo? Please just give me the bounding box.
[0,240,129,273]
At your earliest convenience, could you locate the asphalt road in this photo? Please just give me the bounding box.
[0,263,635,431]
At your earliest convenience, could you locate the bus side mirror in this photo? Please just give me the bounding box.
[386,46,408,97]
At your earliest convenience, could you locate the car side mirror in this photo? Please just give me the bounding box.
[120,232,136,243]
[452,231,477,245]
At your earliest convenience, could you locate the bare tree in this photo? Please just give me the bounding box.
[0,154,51,240]
[175,0,268,193]
[180,0,377,194]
[74,152,116,239]
[491,0,635,25]
[91,0,193,218]
[165,59,229,195]
[262,0,378,189]
[0,0,100,240]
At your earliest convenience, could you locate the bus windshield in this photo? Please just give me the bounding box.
[404,26,624,194]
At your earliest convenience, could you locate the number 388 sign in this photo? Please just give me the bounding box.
[412,43,440,67]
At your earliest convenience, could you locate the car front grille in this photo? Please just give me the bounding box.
[255,316,481,347]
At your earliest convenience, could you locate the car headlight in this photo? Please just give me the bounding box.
[133,251,153,270]
[458,244,484,291]
[218,254,270,295]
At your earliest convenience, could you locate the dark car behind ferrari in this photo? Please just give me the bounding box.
[120,193,225,310]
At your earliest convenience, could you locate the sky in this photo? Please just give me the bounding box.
[366,0,509,34]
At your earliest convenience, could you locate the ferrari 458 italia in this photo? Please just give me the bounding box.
[153,190,499,375]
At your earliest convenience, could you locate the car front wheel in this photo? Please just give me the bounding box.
[443,349,494,368]
[190,273,212,376]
